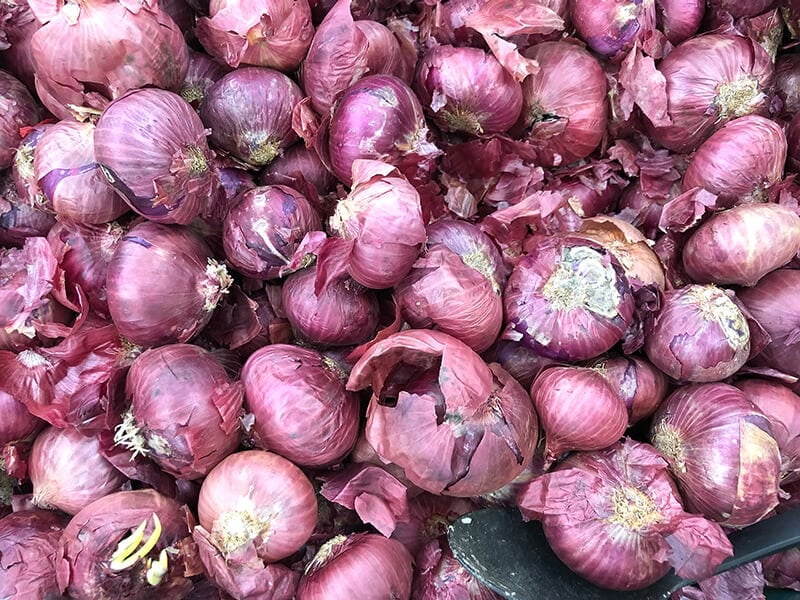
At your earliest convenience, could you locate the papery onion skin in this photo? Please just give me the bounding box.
[0,0,40,90]
[426,220,507,290]
[656,0,704,45]
[0,388,44,446]
[682,203,800,287]
[241,345,359,467]
[0,173,56,248]
[297,533,413,600]
[414,45,522,135]
[106,221,232,347]
[29,426,127,515]
[762,548,800,591]
[0,68,39,170]
[259,144,336,200]
[201,68,303,167]
[11,122,50,210]
[94,88,217,225]
[412,539,502,599]
[644,285,750,383]
[592,355,669,426]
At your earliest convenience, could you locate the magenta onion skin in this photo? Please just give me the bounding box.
[94,88,217,225]
[682,115,786,203]
[0,173,56,248]
[258,144,336,200]
[570,0,654,59]
[297,533,413,600]
[282,266,380,347]
[222,185,322,279]
[0,1,40,90]
[414,45,523,135]
[196,450,317,562]
[656,0,704,45]
[644,285,750,383]
[29,426,127,515]
[11,123,50,210]
[0,69,39,170]
[503,237,635,362]
[106,221,232,348]
[179,50,230,110]
[426,220,506,290]
[119,344,243,479]
[200,68,303,167]
[592,355,669,426]
[775,54,800,116]
[412,539,501,599]
[650,383,782,527]
[512,41,607,167]
[762,548,800,590]
[682,203,800,287]
[0,388,44,446]
[241,345,359,467]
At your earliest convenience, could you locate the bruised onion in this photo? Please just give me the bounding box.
[201,68,303,167]
[644,285,750,383]
[30,426,126,514]
[115,344,243,479]
[682,203,800,286]
[650,383,782,527]
[241,344,359,467]
[347,329,538,497]
[106,221,232,347]
[591,355,668,426]
[94,88,217,225]
[0,68,38,170]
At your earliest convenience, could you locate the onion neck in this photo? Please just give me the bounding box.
[247,137,281,166]
[714,78,765,120]
[200,259,233,312]
[180,85,205,106]
[541,246,622,318]
[440,107,484,135]
[185,145,209,177]
[688,286,749,351]
[306,534,349,575]
[212,505,275,556]
[607,485,662,532]
[652,422,687,474]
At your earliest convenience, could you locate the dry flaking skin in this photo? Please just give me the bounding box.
[651,422,687,474]
[541,245,621,318]
[688,285,749,350]
[714,77,765,120]
[608,485,663,532]
[211,502,277,556]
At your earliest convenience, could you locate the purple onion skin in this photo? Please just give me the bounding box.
[776,54,800,116]
[11,123,51,210]
[0,173,55,248]
[571,0,652,58]
[201,67,303,167]
[789,112,800,173]
[259,144,337,199]
[708,0,779,19]
[0,69,39,170]
[593,355,669,425]
[179,50,231,110]
[0,388,43,446]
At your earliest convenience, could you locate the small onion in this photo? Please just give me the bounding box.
[570,0,657,59]
[650,383,782,527]
[591,355,669,426]
[179,50,230,110]
[298,533,413,600]
[644,285,750,383]
[0,68,39,170]
[29,426,127,514]
[241,344,360,467]
[682,203,800,286]
[201,68,303,167]
[106,221,232,347]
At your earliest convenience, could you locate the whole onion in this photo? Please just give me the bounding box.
[682,203,800,286]
[115,344,243,479]
[570,0,657,59]
[775,54,800,116]
[282,266,380,347]
[0,389,43,446]
[762,548,800,591]
[30,0,189,120]
[94,88,218,225]
[106,221,232,347]
[297,533,413,600]
[644,285,750,383]
[0,173,56,248]
[29,426,127,514]
[650,383,782,527]
[241,344,360,467]
[327,75,441,186]
[656,0,705,45]
[682,115,786,203]
[530,365,627,466]
[201,68,303,167]
[511,41,607,167]
[647,34,774,153]
[196,0,314,70]
[591,355,669,426]
[503,237,635,361]
[414,45,523,135]
[0,68,38,170]
[178,50,230,110]
[347,329,539,497]
[33,120,128,224]
[426,220,507,288]
[223,185,322,279]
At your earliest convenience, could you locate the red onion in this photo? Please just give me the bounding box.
[200,68,303,167]
[650,383,782,527]
[179,50,230,110]
[223,185,322,279]
[776,53,800,116]
[644,285,750,383]
[0,69,38,170]
[0,236,57,338]
[682,115,786,202]
[297,533,413,600]
[708,0,779,19]
[241,344,359,467]
[503,237,635,361]
[259,144,336,201]
[413,539,501,599]
[56,489,197,599]
[106,221,232,347]
[30,0,189,121]
[511,41,607,167]
[0,0,40,89]
[481,340,556,389]
[647,34,774,153]
[327,75,441,186]
[762,548,800,591]
[0,509,67,599]
[282,265,380,347]
[682,203,800,287]
[33,120,128,224]
[11,122,49,210]
[592,355,669,426]
[414,45,522,135]
[29,426,127,514]
[347,329,539,496]
[0,389,43,446]
[94,88,218,225]
[518,439,733,590]
[530,365,627,466]
[196,0,314,70]
[656,0,705,45]
[116,344,243,479]
[0,172,56,248]
[570,0,657,59]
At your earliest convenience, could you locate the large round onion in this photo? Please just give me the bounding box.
[650,383,782,527]
[106,221,232,347]
[0,68,38,170]
[241,345,360,467]
[94,88,218,225]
